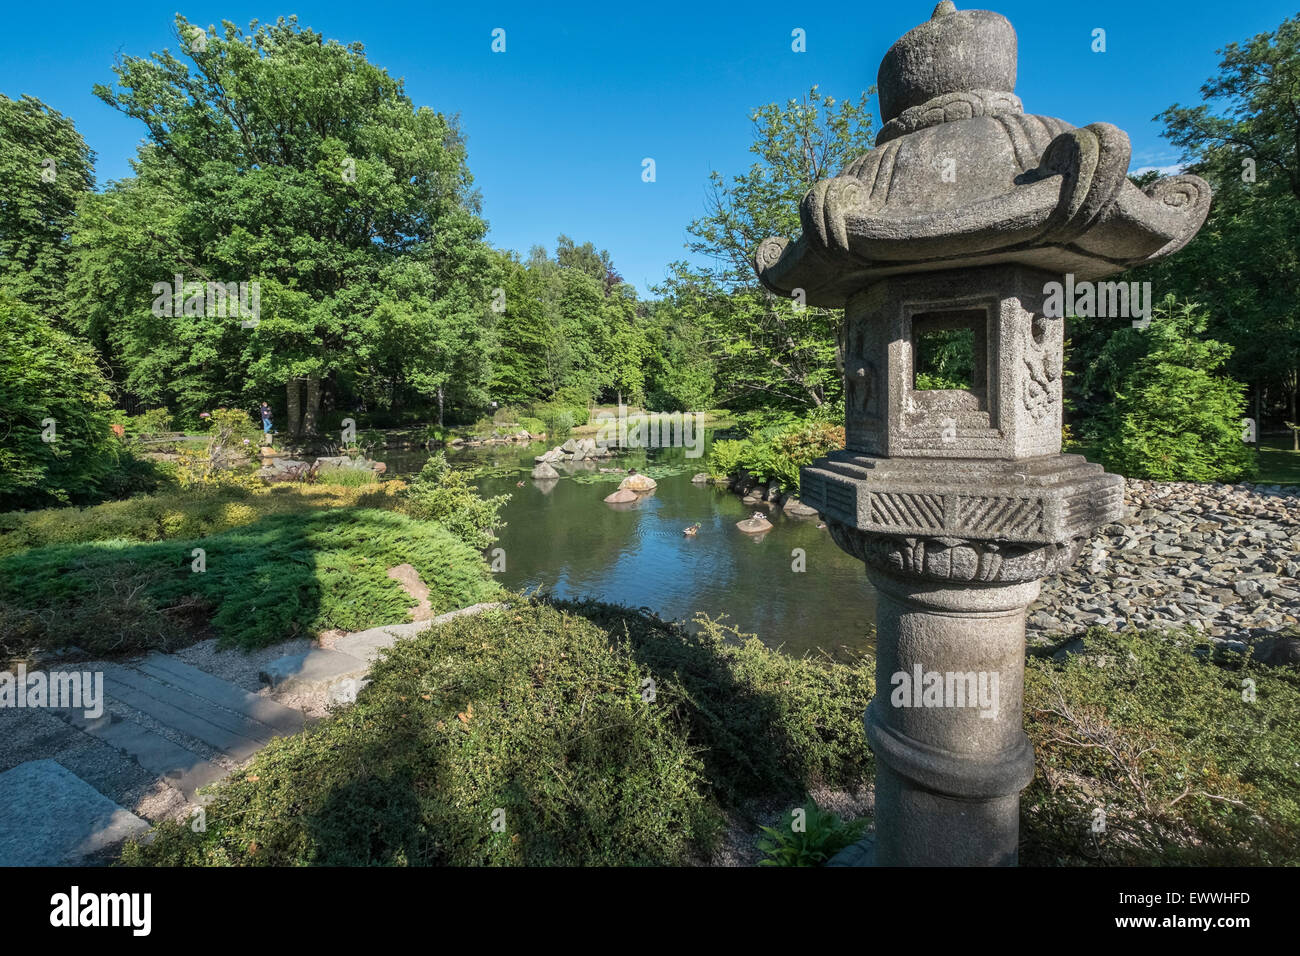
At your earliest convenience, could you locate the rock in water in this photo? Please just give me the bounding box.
[604,488,638,504]
[531,462,559,480]
[736,513,774,534]
[620,473,658,492]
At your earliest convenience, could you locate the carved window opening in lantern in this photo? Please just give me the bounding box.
[911,312,983,392]
[905,307,993,434]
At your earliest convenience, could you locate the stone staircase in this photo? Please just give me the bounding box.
[0,653,304,866]
[0,601,504,866]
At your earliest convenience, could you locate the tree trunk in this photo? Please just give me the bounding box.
[303,376,321,436]
[437,385,445,427]
[286,379,302,438]
[1255,387,1262,446]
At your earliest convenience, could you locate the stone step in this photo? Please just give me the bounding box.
[135,653,305,737]
[333,622,427,664]
[0,759,150,866]
[334,602,507,664]
[55,708,225,801]
[98,664,277,761]
[260,648,368,695]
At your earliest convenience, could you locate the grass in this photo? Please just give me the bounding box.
[1257,433,1300,486]
[313,466,385,487]
[0,508,500,657]
[117,604,1300,867]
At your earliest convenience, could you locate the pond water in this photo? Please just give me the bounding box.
[384,431,877,659]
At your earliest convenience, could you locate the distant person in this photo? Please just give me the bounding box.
[260,402,273,437]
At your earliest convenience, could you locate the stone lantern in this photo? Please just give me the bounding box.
[754,2,1210,865]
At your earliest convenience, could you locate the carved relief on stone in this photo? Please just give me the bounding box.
[876,89,1025,144]
[1021,315,1061,422]
[826,519,1084,584]
[846,355,879,420]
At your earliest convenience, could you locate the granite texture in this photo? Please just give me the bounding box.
[753,4,1211,307]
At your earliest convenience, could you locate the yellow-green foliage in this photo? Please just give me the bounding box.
[0,483,407,558]
[708,421,846,492]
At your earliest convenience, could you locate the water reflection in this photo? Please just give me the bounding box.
[384,433,876,659]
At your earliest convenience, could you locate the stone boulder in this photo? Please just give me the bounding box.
[691,473,709,484]
[560,438,578,454]
[783,496,819,517]
[736,513,774,534]
[604,488,638,504]
[620,473,658,493]
[531,462,559,480]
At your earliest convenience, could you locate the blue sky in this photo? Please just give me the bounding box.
[1,0,1293,296]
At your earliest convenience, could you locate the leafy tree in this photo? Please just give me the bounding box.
[488,238,644,409]
[87,15,492,433]
[602,284,649,407]
[644,296,716,411]
[0,296,123,508]
[0,95,95,317]
[490,252,557,406]
[1097,298,1256,482]
[1136,13,1300,431]
[675,86,876,411]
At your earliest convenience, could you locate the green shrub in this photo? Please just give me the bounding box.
[133,407,174,436]
[401,453,509,550]
[0,508,499,657]
[120,600,873,866]
[111,609,1300,867]
[707,438,749,480]
[1097,298,1257,482]
[519,416,545,436]
[707,419,846,492]
[534,405,575,439]
[757,800,868,866]
[0,296,124,510]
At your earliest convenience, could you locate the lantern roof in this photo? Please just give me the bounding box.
[753,2,1212,309]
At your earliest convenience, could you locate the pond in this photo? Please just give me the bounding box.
[384,431,877,659]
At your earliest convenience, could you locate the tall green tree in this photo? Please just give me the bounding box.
[677,86,876,411]
[1134,13,1300,430]
[0,296,122,509]
[0,95,95,318]
[85,15,492,433]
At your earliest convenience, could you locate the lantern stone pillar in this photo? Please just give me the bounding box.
[754,3,1211,865]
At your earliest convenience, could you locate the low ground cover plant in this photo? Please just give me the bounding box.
[0,508,499,657]
[117,612,1300,866]
[0,483,406,559]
